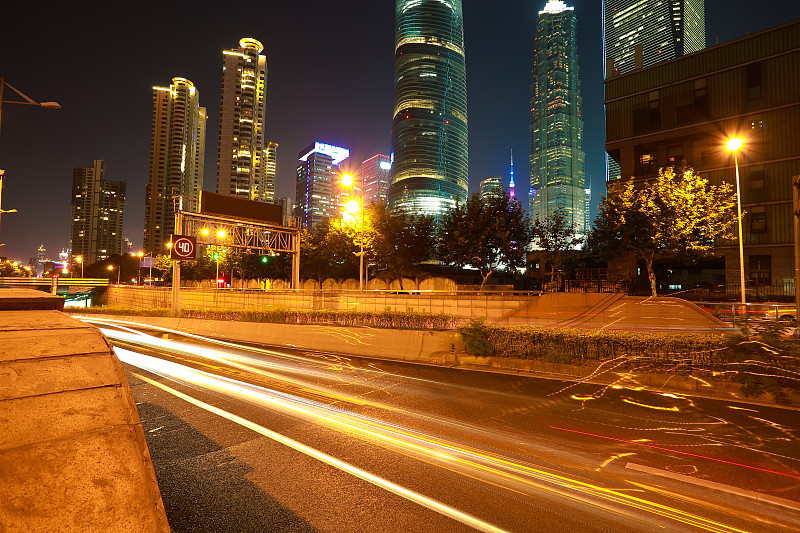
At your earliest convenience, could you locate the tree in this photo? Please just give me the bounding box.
[592,166,738,297]
[366,203,436,289]
[299,220,358,283]
[439,192,530,289]
[530,207,584,285]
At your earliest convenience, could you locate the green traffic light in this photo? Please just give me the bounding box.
[212,252,220,260]
[261,256,268,263]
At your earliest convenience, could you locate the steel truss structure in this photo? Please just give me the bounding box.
[171,210,301,313]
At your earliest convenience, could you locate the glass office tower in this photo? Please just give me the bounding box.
[529,1,586,235]
[389,0,468,219]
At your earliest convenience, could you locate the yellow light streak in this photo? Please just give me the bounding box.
[116,345,748,533]
[622,398,680,411]
[129,368,510,533]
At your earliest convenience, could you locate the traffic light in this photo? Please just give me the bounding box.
[261,255,269,263]
[212,252,220,261]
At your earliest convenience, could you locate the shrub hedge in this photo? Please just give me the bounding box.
[69,306,458,330]
[458,319,732,364]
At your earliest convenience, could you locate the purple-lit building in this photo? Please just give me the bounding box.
[295,142,350,228]
[361,154,391,207]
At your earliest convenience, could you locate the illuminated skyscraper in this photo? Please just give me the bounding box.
[479,176,503,202]
[361,154,392,207]
[295,142,350,228]
[216,38,269,201]
[70,160,126,263]
[264,141,278,203]
[603,0,705,77]
[603,0,705,180]
[143,77,207,254]
[389,0,468,219]
[530,1,586,235]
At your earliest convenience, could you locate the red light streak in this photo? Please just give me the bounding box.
[550,426,800,480]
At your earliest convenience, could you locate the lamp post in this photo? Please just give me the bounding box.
[341,173,365,290]
[76,256,83,278]
[0,79,60,243]
[108,264,120,285]
[726,137,746,306]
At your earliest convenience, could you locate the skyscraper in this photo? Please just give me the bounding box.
[216,38,269,202]
[143,77,206,254]
[361,154,391,207]
[263,141,278,203]
[603,0,705,77]
[603,0,706,180]
[388,0,468,219]
[479,176,503,202]
[529,0,586,235]
[508,149,516,200]
[295,142,350,228]
[70,160,125,263]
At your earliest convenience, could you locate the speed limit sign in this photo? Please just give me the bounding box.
[170,235,197,260]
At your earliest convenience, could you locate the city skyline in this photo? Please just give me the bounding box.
[1,1,797,261]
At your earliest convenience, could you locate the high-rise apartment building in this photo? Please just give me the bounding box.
[295,142,350,228]
[388,0,468,219]
[603,0,705,180]
[70,160,125,263]
[530,0,586,235]
[361,154,391,207]
[480,176,503,202]
[216,38,269,202]
[264,141,278,203]
[143,77,206,254]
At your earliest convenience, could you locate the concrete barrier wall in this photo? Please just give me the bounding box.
[87,315,775,404]
[0,304,169,532]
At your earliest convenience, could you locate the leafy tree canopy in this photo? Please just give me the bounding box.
[592,166,738,296]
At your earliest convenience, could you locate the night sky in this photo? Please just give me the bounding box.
[1,1,798,262]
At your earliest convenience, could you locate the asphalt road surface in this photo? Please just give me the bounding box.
[83,316,800,533]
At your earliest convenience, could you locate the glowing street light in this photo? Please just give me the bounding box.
[75,256,83,278]
[341,173,365,290]
[107,264,121,285]
[726,136,746,305]
[0,77,61,140]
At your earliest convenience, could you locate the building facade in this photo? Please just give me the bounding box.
[70,160,126,264]
[143,77,206,254]
[263,141,278,203]
[388,0,468,219]
[361,154,391,207]
[529,0,586,235]
[479,176,503,202]
[605,20,800,297]
[216,38,269,202]
[295,142,350,228]
[603,0,706,181]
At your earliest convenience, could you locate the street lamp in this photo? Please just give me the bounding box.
[75,256,83,278]
[341,173,365,290]
[0,79,60,243]
[726,136,746,306]
[0,77,61,140]
[108,264,121,285]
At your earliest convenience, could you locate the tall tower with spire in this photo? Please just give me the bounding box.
[509,149,516,199]
[529,0,586,235]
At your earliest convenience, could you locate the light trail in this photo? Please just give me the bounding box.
[122,365,509,532]
[116,346,750,532]
[551,426,800,480]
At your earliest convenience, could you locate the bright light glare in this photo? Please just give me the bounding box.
[217,229,226,238]
[201,228,210,236]
[341,174,355,188]
[345,199,360,214]
[726,137,744,152]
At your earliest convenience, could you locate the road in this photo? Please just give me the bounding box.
[83,316,800,532]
